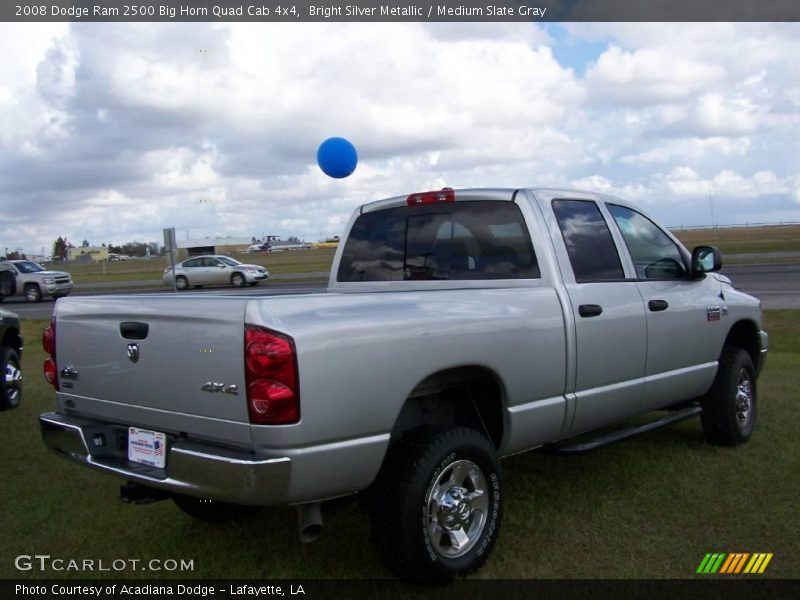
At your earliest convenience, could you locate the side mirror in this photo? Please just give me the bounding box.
[690,245,722,278]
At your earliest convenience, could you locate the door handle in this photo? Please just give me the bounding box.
[120,321,149,340]
[648,299,669,312]
[578,304,603,318]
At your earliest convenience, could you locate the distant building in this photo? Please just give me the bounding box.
[176,237,252,259]
[68,246,109,263]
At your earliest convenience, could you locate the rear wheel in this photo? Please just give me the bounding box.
[701,347,757,446]
[175,276,188,291]
[231,273,245,288]
[24,284,42,303]
[172,494,256,522]
[0,346,22,410]
[370,426,502,580]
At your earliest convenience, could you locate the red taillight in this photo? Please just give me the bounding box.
[42,320,58,389]
[406,188,455,206]
[42,323,55,356]
[245,326,299,424]
[44,358,57,385]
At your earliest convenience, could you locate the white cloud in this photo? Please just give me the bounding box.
[663,167,790,198]
[0,22,799,254]
[569,175,651,200]
[585,45,725,105]
[620,137,751,165]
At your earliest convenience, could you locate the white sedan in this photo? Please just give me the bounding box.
[163,255,269,290]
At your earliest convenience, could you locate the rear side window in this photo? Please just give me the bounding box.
[552,199,624,282]
[337,201,539,282]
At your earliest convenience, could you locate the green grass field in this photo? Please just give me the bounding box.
[671,224,800,256]
[1,312,797,579]
[56,249,337,284]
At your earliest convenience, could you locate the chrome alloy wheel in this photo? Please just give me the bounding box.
[735,368,754,431]
[425,459,489,559]
[5,359,21,405]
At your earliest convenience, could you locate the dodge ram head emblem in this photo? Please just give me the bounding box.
[126,343,139,363]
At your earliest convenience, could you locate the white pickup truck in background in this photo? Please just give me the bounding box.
[39,188,767,580]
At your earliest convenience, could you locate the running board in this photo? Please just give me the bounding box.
[544,405,703,456]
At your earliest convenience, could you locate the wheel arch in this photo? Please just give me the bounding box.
[1,326,22,355]
[722,319,760,370]
[389,365,506,450]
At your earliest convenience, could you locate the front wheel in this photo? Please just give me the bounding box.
[370,426,502,580]
[701,347,757,446]
[0,346,22,410]
[230,273,245,288]
[24,284,42,303]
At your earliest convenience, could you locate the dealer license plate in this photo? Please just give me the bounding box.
[128,427,167,468]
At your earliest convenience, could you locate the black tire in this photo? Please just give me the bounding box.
[175,276,188,291]
[231,273,245,288]
[0,346,22,410]
[370,426,502,581]
[701,347,757,446]
[24,284,42,303]
[172,494,256,522]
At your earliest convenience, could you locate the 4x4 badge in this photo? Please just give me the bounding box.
[127,343,139,363]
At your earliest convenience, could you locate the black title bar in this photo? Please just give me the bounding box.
[4,0,800,22]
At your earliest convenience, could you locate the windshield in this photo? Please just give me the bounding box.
[13,261,46,274]
[218,257,242,266]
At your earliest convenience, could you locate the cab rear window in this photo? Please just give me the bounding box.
[337,201,539,282]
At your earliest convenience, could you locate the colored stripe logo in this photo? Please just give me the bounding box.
[696,553,773,574]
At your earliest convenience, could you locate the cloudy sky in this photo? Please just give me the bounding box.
[1,21,799,256]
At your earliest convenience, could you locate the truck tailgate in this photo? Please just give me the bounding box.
[54,295,252,437]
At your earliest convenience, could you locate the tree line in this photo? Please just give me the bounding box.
[50,237,162,260]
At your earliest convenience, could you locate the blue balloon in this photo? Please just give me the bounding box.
[317,137,358,179]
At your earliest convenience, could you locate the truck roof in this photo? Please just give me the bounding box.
[360,187,633,214]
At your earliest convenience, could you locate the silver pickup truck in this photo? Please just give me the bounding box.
[39,188,767,580]
[0,259,73,302]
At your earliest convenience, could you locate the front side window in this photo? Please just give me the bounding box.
[607,204,687,279]
[337,201,539,282]
[552,199,624,282]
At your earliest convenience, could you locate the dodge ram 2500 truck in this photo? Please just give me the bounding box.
[39,188,767,580]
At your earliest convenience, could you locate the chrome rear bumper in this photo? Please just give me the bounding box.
[39,412,290,506]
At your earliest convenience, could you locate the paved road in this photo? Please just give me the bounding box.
[5,262,798,321]
[721,262,800,310]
